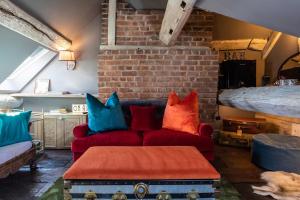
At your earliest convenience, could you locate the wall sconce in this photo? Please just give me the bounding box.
[59,50,76,70]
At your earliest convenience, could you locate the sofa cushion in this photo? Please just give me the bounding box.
[130,105,158,131]
[86,92,127,134]
[143,129,213,152]
[163,91,200,135]
[0,111,32,147]
[121,100,166,128]
[72,130,142,153]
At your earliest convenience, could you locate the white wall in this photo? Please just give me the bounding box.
[22,15,100,95]
[20,15,100,112]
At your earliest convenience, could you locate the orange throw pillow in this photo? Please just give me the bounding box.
[162,91,200,135]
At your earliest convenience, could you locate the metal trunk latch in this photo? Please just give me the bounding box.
[84,190,97,200]
[112,191,127,200]
[186,190,199,200]
[156,191,172,200]
[64,181,72,200]
[134,182,149,199]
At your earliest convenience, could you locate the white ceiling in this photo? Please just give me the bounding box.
[126,0,167,9]
[10,0,100,40]
[8,0,300,39]
[196,0,300,37]
[127,0,300,37]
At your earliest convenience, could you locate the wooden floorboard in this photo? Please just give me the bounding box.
[0,146,275,200]
[0,150,72,200]
[213,144,273,200]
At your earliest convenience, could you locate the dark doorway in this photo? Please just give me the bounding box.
[218,60,256,89]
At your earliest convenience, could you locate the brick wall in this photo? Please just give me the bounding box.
[99,0,219,122]
[101,1,213,46]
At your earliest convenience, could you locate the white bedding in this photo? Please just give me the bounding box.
[0,141,32,165]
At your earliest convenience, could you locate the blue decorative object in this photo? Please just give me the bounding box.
[252,134,300,173]
[86,93,128,134]
[0,111,32,147]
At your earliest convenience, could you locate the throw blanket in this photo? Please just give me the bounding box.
[252,171,300,200]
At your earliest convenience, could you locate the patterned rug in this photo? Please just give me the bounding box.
[39,178,241,200]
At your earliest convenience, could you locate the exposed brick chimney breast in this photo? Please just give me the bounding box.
[99,0,219,122]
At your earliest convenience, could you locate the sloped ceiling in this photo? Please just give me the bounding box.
[0,0,100,85]
[10,0,100,40]
[213,14,271,40]
[0,27,39,83]
[196,0,300,37]
[127,0,300,38]
[126,0,272,40]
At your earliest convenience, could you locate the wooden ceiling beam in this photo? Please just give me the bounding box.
[211,39,251,50]
[262,31,282,60]
[159,0,196,46]
[211,39,267,51]
[291,54,300,63]
[249,39,268,51]
[0,0,71,51]
[108,0,116,46]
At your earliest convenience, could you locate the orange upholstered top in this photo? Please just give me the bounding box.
[64,146,220,180]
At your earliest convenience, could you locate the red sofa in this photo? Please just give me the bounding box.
[72,100,214,162]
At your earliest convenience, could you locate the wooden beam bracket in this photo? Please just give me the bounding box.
[159,0,196,45]
[108,0,116,46]
[99,45,210,51]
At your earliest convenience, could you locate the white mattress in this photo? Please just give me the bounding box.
[0,141,32,165]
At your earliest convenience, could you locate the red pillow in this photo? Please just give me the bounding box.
[130,106,157,131]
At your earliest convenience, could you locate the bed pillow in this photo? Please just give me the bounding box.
[162,91,200,135]
[0,111,32,147]
[86,92,128,134]
[130,105,157,131]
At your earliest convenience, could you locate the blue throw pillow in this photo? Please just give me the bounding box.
[86,92,128,134]
[0,111,32,147]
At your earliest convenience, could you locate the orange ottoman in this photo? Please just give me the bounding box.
[64,146,220,200]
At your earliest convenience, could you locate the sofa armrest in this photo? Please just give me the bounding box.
[198,123,213,138]
[73,124,89,138]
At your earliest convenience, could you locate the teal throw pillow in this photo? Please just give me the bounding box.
[0,111,32,147]
[86,93,128,134]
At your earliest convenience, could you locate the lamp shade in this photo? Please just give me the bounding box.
[59,50,75,61]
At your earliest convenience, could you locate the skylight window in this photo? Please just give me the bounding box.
[0,47,57,94]
[8,47,49,79]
